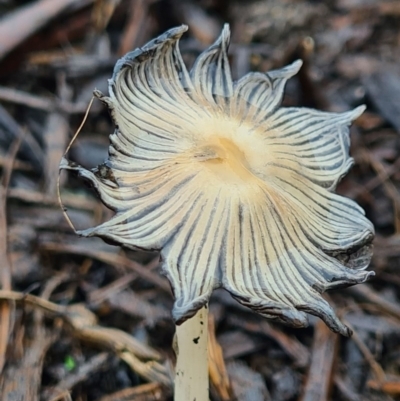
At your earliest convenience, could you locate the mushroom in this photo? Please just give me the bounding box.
[60,24,374,401]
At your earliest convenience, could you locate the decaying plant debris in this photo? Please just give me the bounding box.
[0,1,400,400]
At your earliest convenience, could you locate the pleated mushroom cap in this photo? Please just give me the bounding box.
[62,25,374,336]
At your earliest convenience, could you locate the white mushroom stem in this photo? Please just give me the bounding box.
[174,305,209,401]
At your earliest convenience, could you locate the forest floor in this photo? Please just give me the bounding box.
[0,0,400,400]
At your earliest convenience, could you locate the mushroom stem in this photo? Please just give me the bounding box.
[174,305,209,401]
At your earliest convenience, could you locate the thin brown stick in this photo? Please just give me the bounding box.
[300,320,339,401]
[118,0,149,56]
[57,96,95,233]
[42,353,111,401]
[0,86,88,114]
[39,241,169,292]
[208,314,233,401]
[0,290,172,385]
[0,135,23,374]
[44,74,72,196]
[0,0,92,60]
[343,319,386,384]
[347,285,400,322]
[95,382,165,401]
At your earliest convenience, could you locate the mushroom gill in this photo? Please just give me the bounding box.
[60,24,374,336]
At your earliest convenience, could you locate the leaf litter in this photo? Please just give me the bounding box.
[0,0,400,400]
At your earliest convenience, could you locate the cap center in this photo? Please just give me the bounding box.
[193,138,252,181]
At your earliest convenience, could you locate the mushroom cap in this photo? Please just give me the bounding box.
[62,25,374,336]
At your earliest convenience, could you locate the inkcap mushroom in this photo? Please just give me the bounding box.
[60,24,374,401]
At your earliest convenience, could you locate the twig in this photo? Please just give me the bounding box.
[228,315,309,367]
[0,103,43,171]
[366,151,400,233]
[118,0,151,56]
[368,378,400,396]
[42,353,111,401]
[0,135,22,374]
[0,86,89,114]
[39,240,169,292]
[0,290,172,385]
[208,314,233,401]
[0,0,92,60]
[346,285,400,322]
[43,74,72,196]
[343,319,386,385]
[7,187,99,211]
[95,382,166,401]
[300,320,339,401]
[88,272,138,305]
